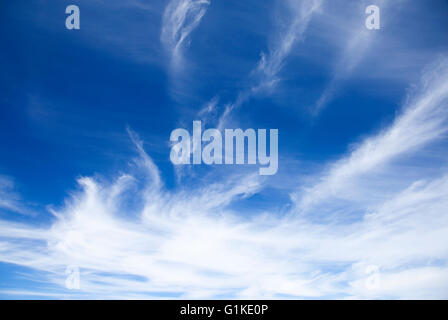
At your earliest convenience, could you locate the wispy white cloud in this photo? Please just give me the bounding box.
[0,176,33,215]
[1,164,448,298]
[215,0,322,129]
[297,57,448,212]
[313,27,374,115]
[311,0,408,115]
[127,127,162,191]
[252,0,323,93]
[161,0,211,70]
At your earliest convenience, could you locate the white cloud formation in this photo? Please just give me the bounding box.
[1,163,448,298]
[252,0,323,93]
[161,0,211,69]
[2,57,448,299]
[1,3,448,298]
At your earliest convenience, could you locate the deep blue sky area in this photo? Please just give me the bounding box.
[1,0,448,299]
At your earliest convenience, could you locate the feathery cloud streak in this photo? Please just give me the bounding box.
[216,0,322,128]
[312,0,407,115]
[0,176,32,216]
[298,57,448,212]
[252,0,323,93]
[161,0,210,69]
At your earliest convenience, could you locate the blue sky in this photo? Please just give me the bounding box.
[1,0,448,299]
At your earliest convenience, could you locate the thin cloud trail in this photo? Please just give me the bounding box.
[127,127,162,191]
[297,57,448,213]
[161,0,211,70]
[311,0,408,115]
[252,0,323,94]
[313,27,373,115]
[215,0,323,129]
[0,176,34,216]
